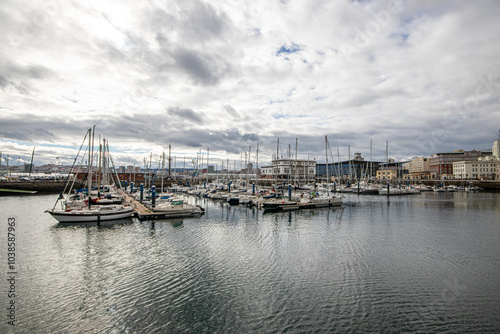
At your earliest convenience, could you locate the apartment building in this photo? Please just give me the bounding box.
[408,157,430,179]
[453,158,497,180]
[429,149,492,179]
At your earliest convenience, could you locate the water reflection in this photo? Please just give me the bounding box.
[0,192,499,333]
[53,217,135,229]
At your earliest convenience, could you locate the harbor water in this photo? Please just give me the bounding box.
[1,191,499,333]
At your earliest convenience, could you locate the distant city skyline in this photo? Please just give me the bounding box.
[1,0,499,168]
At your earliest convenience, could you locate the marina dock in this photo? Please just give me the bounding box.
[124,193,204,221]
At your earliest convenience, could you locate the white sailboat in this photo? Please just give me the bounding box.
[45,127,135,223]
[150,198,204,218]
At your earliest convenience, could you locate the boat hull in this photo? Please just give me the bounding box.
[149,209,202,219]
[46,207,135,223]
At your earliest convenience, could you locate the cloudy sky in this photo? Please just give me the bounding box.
[1,0,499,169]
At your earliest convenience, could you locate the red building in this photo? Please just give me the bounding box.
[429,149,492,179]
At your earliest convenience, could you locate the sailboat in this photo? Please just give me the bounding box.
[323,135,343,205]
[45,127,135,223]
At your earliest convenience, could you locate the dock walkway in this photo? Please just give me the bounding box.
[124,192,204,221]
[124,193,166,220]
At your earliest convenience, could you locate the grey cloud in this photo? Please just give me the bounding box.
[149,1,229,43]
[222,105,238,117]
[172,48,228,85]
[0,75,8,87]
[173,49,215,85]
[0,63,54,94]
[26,64,53,79]
[0,114,65,142]
[185,0,229,39]
[167,107,204,124]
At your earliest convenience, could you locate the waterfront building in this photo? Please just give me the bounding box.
[453,157,497,180]
[429,149,492,179]
[376,168,398,180]
[260,158,316,184]
[316,153,381,182]
[492,140,500,159]
[408,157,430,180]
[375,161,410,181]
[260,166,272,178]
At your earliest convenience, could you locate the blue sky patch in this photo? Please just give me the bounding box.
[276,42,302,56]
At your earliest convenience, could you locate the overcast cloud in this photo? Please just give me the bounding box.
[1,0,499,168]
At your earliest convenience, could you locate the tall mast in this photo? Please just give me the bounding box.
[325,135,329,186]
[149,152,153,189]
[168,145,171,177]
[161,152,165,193]
[370,139,373,183]
[87,127,92,209]
[103,138,108,186]
[256,143,259,191]
[98,137,102,197]
[247,145,251,189]
[338,147,341,184]
[275,138,279,187]
[29,146,35,177]
[295,138,298,186]
[348,145,351,183]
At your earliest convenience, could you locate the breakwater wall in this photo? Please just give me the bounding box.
[0,180,85,193]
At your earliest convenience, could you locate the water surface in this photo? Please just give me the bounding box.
[1,192,499,333]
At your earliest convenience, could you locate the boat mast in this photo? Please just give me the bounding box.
[29,146,35,177]
[103,138,108,186]
[161,151,165,193]
[337,147,341,185]
[385,140,389,184]
[247,145,251,190]
[256,143,259,192]
[276,138,279,188]
[168,144,171,177]
[149,152,153,189]
[370,139,373,183]
[98,137,102,197]
[325,135,329,188]
[348,145,351,184]
[87,127,92,209]
[295,138,298,187]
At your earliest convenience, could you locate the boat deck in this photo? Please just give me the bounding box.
[124,193,203,221]
[263,202,342,212]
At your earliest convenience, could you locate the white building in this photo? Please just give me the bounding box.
[260,158,316,184]
[453,158,497,180]
[492,140,500,159]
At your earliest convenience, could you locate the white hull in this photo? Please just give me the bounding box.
[149,200,203,218]
[150,208,203,218]
[46,206,135,223]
